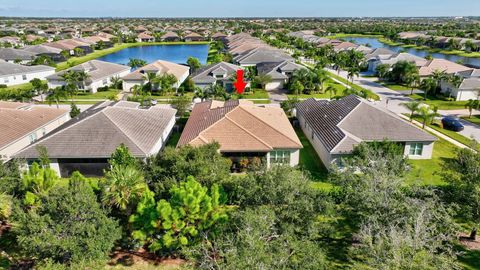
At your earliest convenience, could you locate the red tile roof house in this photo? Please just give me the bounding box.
[122,60,190,92]
[0,101,70,161]
[177,100,303,170]
[136,32,155,43]
[15,101,177,177]
[184,32,205,42]
[44,39,93,56]
[295,95,437,169]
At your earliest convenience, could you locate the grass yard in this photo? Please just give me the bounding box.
[2,82,34,91]
[71,89,120,100]
[457,245,480,270]
[327,71,380,101]
[56,41,210,71]
[406,137,457,186]
[410,93,469,110]
[378,81,414,91]
[461,115,480,126]
[234,89,269,99]
[294,127,329,182]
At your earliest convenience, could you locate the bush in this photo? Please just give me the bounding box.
[96,86,109,92]
[0,84,7,88]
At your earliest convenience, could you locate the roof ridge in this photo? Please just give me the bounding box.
[234,106,302,147]
[101,107,150,154]
[223,112,273,150]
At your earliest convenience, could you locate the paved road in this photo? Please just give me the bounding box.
[329,68,480,142]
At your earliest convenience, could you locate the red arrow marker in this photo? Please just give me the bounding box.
[234,69,247,94]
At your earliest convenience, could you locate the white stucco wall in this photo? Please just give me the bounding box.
[1,69,55,86]
[265,80,285,91]
[48,69,130,93]
[148,116,176,156]
[298,114,333,168]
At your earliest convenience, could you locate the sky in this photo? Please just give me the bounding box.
[0,0,479,18]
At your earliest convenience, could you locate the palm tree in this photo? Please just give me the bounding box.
[314,69,329,93]
[46,87,68,108]
[402,101,421,121]
[194,87,211,101]
[325,85,338,100]
[375,64,390,81]
[102,165,147,215]
[417,106,438,129]
[347,67,360,83]
[465,99,480,118]
[30,78,48,102]
[254,74,273,90]
[143,72,159,92]
[431,69,447,93]
[420,77,438,100]
[404,72,420,95]
[127,58,147,69]
[110,76,122,90]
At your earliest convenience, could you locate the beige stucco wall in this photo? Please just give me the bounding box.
[0,112,70,161]
[404,141,434,160]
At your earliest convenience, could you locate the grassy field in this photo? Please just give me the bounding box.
[327,71,381,101]
[294,127,329,182]
[71,89,120,100]
[2,82,34,91]
[56,41,210,71]
[378,81,414,91]
[327,33,383,39]
[461,115,480,126]
[410,93,469,110]
[286,80,346,99]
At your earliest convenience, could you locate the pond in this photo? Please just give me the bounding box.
[97,44,209,65]
[345,37,480,68]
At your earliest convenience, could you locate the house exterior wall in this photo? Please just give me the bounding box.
[0,69,55,86]
[148,116,176,156]
[265,148,300,168]
[48,69,130,93]
[404,141,434,160]
[297,113,333,168]
[1,112,70,161]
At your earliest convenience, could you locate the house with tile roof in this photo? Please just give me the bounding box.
[15,101,177,177]
[256,60,305,91]
[440,69,480,101]
[160,31,181,42]
[191,61,244,91]
[0,61,55,86]
[0,48,37,64]
[23,44,65,62]
[418,59,472,77]
[47,60,130,93]
[0,101,70,161]
[178,100,302,168]
[367,52,427,72]
[296,95,437,168]
[184,32,204,42]
[137,32,155,43]
[122,60,190,92]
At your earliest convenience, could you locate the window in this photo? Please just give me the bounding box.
[409,143,423,156]
[270,150,291,165]
[22,74,27,80]
[103,79,108,84]
[4,78,9,83]
[28,133,37,144]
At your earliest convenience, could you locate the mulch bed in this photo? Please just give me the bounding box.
[459,232,480,250]
[109,248,185,267]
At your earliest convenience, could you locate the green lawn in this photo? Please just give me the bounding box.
[234,89,269,99]
[327,71,380,101]
[406,137,457,186]
[294,127,329,182]
[71,89,120,100]
[378,81,414,91]
[461,115,480,126]
[457,245,480,270]
[2,82,34,91]
[410,94,469,110]
[56,41,210,71]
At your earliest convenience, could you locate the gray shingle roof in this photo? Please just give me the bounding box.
[296,95,436,154]
[191,62,241,84]
[15,102,176,159]
[0,61,54,76]
[0,48,36,61]
[47,60,130,83]
[257,61,304,80]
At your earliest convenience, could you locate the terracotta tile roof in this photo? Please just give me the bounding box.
[419,59,471,77]
[0,102,68,149]
[122,60,189,81]
[178,100,302,152]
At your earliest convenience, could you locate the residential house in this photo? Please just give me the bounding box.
[137,32,155,43]
[440,69,480,101]
[368,52,427,72]
[0,101,70,161]
[191,61,243,91]
[15,101,177,177]
[0,61,55,86]
[44,39,93,56]
[211,32,227,41]
[184,32,204,42]
[47,60,130,93]
[160,31,180,42]
[177,100,303,168]
[233,48,294,67]
[122,60,190,91]
[0,36,23,47]
[0,48,37,64]
[23,44,65,62]
[296,95,437,168]
[418,59,472,78]
[256,60,304,90]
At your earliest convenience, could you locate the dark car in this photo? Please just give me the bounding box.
[442,116,465,132]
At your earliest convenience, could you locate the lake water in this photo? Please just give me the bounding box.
[345,37,480,68]
[97,44,209,65]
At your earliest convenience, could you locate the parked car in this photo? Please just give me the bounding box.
[442,116,464,132]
